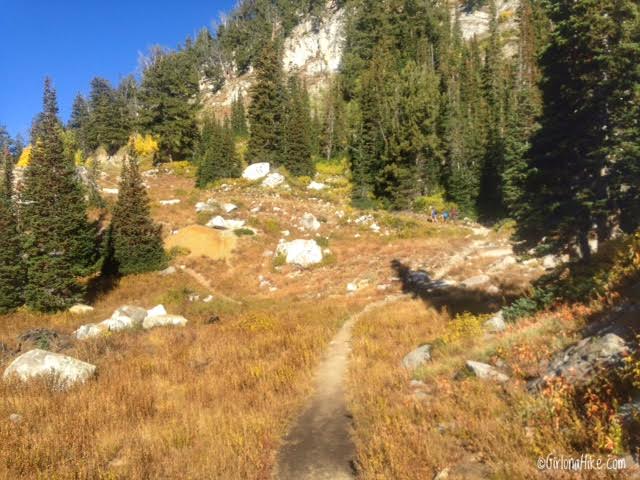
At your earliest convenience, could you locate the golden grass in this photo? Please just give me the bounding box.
[0,271,364,479]
[347,298,611,479]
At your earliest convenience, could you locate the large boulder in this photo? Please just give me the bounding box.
[276,239,323,267]
[74,323,107,340]
[69,304,94,315]
[300,212,321,231]
[142,314,188,330]
[529,333,629,390]
[483,311,506,333]
[206,216,246,230]
[402,345,432,370]
[465,360,509,383]
[147,305,167,318]
[3,349,96,387]
[242,162,270,180]
[262,172,286,188]
[112,305,148,324]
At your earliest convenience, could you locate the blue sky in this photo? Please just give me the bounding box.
[0,0,235,139]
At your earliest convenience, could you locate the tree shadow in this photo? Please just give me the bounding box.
[84,273,121,305]
[391,259,513,316]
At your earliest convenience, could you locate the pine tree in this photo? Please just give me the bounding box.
[110,154,167,275]
[68,93,90,153]
[138,49,200,162]
[281,76,314,177]
[246,40,287,165]
[520,0,640,256]
[0,147,25,313]
[320,78,347,160]
[86,77,131,155]
[21,79,97,311]
[195,117,241,187]
[230,92,248,137]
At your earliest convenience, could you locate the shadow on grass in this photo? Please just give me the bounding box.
[390,259,514,316]
[85,273,121,305]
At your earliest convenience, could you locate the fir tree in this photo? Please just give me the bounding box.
[0,148,25,313]
[86,77,131,154]
[21,79,97,311]
[138,49,200,162]
[110,154,167,275]
[246,40,287,165]
[67,93,90,153]
[195,117,241,187]
[230,92,248,137]
[281,76,314,177]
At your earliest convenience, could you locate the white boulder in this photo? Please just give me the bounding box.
[159,199,180,206]
[276,239,323,267]
[262,172,285,188]
[74,323,107,340]
[3,349,96,387]
[112,305,148,323]
[206,216,246,230]
[465,360,509,383]
[102,188,119,195]
[484,311,506,333]
[300,213,321,231]
[69,304,94,315]
[147,304,167,318]
[242,162,270,181]
[222,203,238,213]
[142,314,188,330]
[195,201,216,213]
[307,181,327,191]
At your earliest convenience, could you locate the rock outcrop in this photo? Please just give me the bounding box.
[276,239,323,267]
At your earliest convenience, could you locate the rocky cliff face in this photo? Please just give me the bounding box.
[202,0,519,113]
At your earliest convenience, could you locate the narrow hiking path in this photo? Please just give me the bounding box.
[181,266,243,305]
[275,295,404,480]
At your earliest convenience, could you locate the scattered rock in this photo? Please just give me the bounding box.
[275,239,323,267]
[402,345,432,370]
[69,304,94,315]
[489,255,517,271]
[3,349,96,388]
[370,223,381,233]
[203,295,214,303]
[112,305,148,324]
[307,181,327,190]
[206,215,246,230]
[530,333,629,390]
[483,311,506,333]
[478,247,513,258]
[159,199,180,206]
[346,282,358,293]
[465,360,509,382]
[355,214,374,225]
[147,305,167,318]
[74,323,107,340]
[158,266,177,276]
[195,200,216,213]
[222,203,238,213]
[262,172,286,188]
[142,314,188,330]
[300,212,321,231]
[242,162,270,180]
[461,274,490,289]
[102,188,119,195]
[8,413,22,424]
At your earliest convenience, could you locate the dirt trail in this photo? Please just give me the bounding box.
[181,267,243,305]
[275,295,403,480]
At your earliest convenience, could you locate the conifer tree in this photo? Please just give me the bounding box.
[138,49,200,162]
[281,76,314,177]
[21,79,96,311]
[195,117,241,187]
[68,93,90,153]
[110,154,167,275]
[230,92,248,137]
[246,40,286,164]
[0,148,25,313]
[86,77,131,154]
[321,78,347,160]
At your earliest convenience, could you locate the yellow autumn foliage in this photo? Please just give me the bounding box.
[17,145,32,167]
[130,133,159,157]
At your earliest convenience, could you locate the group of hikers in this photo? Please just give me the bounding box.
[429,206,458,223]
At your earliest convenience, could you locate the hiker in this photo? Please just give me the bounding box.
[443,210,450,222]
[451,207,458,221]
[430,207,438,223]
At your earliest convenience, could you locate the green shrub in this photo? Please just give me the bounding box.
[234,228,255,237]
[316,157,348,176]
[316,236,330,248]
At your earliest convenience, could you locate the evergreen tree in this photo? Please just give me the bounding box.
[0,148,25,313]
[21,79,96,311]
[68,93,90,154]
[86,77,131,154]
[320,78,347,160]
[195,117,241,187]
[246,40,287,165]
[138,49,200,162]
[281,76,314,177]
[110,154,167,275]
[230,92,248,137]
[520,0,640,256]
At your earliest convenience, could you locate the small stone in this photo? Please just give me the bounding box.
[142,314,188,330]
[8,413,23,424]
[402,345,432,370]
[159,199,180,206]
[203,295,214,303]
[159,266,177,276]
[465,360,509,382]
[346,282,358,293]
[483,311,506,333]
